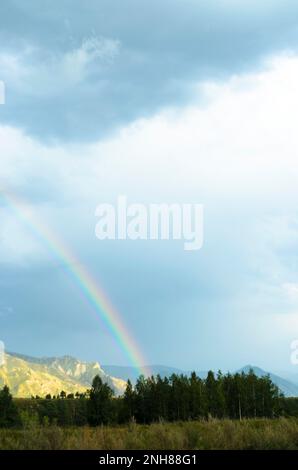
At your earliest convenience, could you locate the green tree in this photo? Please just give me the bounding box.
[0,385,20,427]
[189,372,207,419]
[205,371,225,418]
[123,379,135,421]
[87,375,114,426]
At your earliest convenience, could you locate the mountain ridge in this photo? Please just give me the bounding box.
[237,365,298,398]
[0,352,126,398]
[103,363,298,397]
[1,352,298,398]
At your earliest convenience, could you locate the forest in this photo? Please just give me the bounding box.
[1,369,297,428]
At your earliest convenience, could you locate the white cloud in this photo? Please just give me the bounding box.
[0,36,120,97]
[1,52,298,265]
[84,52,298,201]
[63,37,120,82]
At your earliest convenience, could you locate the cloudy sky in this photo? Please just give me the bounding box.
[1,0,298,374]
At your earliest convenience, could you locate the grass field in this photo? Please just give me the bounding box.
[0,418,298,450]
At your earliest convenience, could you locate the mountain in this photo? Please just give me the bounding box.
[101,365,208,384]
[2,352,298,399]
[102,364,209,383]
[274,370,298,386]
[104,364,298,397]
[0,352,126,398]
[102,365,186,383]
[237,365,298,398]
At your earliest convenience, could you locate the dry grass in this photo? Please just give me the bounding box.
[0,418,298,450]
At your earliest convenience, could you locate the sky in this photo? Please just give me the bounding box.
[1,0,298,374]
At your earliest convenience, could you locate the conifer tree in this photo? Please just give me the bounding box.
[87,375,114,426]
[0,385,20,427]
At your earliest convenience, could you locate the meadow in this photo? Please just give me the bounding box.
[1,371,298,450]
[0,418,298,450]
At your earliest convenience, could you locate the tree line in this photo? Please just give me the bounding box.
[0,369,294,428]
[121,370,283,423]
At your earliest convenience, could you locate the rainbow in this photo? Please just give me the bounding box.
[0,190,149,377]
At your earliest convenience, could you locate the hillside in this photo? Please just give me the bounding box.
[0,353,126,398]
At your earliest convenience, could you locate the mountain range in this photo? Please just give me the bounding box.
[0,352,126,398]
[1,352,298,398]
[102,364,298,398]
